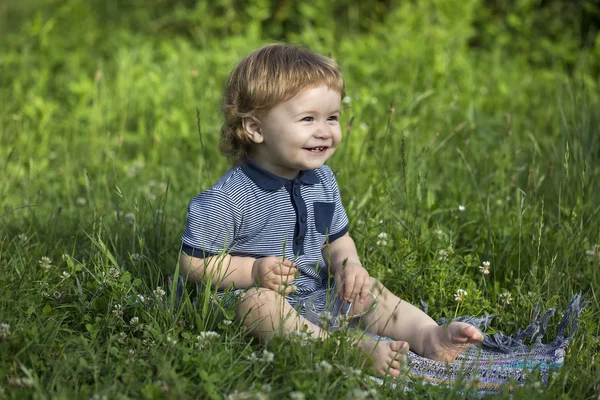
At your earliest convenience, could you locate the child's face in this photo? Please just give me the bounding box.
[245,85,342,179]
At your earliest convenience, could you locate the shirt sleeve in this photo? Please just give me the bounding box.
[180,189,239,258]
[325,166,349,242]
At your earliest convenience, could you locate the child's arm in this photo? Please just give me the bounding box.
[179,253,297,294]
[322,233,372,303]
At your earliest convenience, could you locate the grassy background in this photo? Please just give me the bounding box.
[1,0,599,398]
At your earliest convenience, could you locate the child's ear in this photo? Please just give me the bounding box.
[242,117,264,144]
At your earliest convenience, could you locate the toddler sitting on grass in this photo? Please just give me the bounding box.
[179,43,483,377]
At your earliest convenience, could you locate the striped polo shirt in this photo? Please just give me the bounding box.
[181,160,349,300]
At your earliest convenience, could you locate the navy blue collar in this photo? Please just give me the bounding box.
[240,159,320,191]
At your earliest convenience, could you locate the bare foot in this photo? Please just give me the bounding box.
[356,340,409,378]
[422,322,483,362]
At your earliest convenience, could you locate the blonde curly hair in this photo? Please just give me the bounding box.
[220,43,345,165]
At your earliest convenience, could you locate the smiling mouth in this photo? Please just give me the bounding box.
[304,147,327,153]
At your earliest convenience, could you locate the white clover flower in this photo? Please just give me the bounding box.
[39,256,52,272]
[586,244,600,263]
[225,391,254,400]
[317,360,333,374]
[76,197,87,206]
[438,249,449,262]
[287,330,310,346]
[124,212,135,225]
[348,388,368,400]
[62,271,71,279]
[319,310,332,327]
[112,304,123,318]
[222,319,233,326]
[130,317,139,326]
[130,253,140,261]
[289,391,306,400]
[499,292,512,305]
[0,323,11,340]
[197,331,220,349]
[108,267,120,279]
[458,205,466,212]
[479,261,491,275]
[153,286,166,300]
[261,350,274,363]
[377,232,388,246]
[18,233,28,243]
[454,289,467,303]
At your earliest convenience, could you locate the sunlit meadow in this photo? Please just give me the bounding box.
[1,1,599,399]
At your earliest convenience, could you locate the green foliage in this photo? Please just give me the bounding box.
[1,0,599,398]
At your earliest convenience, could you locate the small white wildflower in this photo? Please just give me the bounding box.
[153,286,166,300]
[317,360,332,374]
[18,233,28,243]
[377,232,388,246]
[586,244,600,263]
[225,391,254,400]
[479,261,491,275]
[117,332,127,344]
[76,197,87,206]
[438,249,448,262]
[166,336,177,346]
[454,289,467,303]
[130,317,139,326]
[347,388,368,400]
[124,212,135,225]
[136,294,146,303]
[434,229,444,239]
[289,391,306,400]
[222,319,233,326]
[61,253,70,261]
[112,304,123,318]
[247,352,259,362]
[130,253,140,261]
[262,350,274,363]
[197,331,220,349]
[319,311,332,328]
[458,205,466,212]
[108,267,120,279]
[499,292,512,305]
[0,323,11,340]
[62,271,71,279]
[39,256,52,272]
[287,330,310,346]
[53,291,62,299]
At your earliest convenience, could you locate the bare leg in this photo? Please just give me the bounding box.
[350,278,483,362]
[235,287,327,341]
[235,287,409,376]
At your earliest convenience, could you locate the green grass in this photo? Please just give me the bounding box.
[1,1,599,399]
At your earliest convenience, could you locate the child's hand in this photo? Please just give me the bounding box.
[335,262,371,303]
[251,257,297,295]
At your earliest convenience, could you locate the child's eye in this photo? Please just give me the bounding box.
[301,116,314,122]
[328,115,339,121]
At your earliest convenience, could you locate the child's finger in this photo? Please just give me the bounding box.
[359,277,372,303]
[350,275,364,303]
[343,275,356,301]
[271,265,297,276]
[284,285,297,295]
